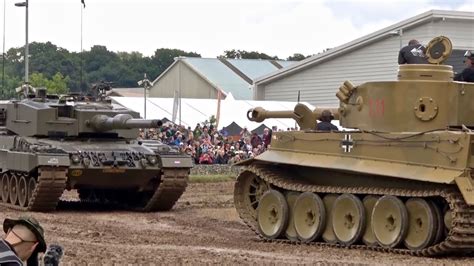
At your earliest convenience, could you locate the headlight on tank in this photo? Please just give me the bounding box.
[147,156,158,165]
[71,154,81,164]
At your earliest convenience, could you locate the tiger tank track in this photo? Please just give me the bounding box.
[0,166,68,212]
[234,165,474,256]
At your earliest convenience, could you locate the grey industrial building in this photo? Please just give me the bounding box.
[149,57,295,100]
[253,10,474,106]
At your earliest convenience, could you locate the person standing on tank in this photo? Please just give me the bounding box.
[316,110,338,131]
[398,39,428,64]
[454,50,474,82]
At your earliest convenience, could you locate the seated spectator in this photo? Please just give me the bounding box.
[199,151,214,164]
[262,128,271,148]
[250,132,262,149]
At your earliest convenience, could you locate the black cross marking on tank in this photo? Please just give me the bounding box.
[341,134,354,153]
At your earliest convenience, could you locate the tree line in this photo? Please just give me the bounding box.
[0,42,309,98]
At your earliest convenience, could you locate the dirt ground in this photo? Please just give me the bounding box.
[0,181,472,265]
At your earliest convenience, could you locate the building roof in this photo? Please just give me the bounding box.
[152,57,297,100]
[255,9,474,85]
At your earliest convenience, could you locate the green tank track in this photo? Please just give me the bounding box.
[0,166,68,212]
[139,168,189,212]
[234,165,474,256]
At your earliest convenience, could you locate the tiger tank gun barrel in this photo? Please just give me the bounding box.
[88,114,163,132]
[247,103,339,130]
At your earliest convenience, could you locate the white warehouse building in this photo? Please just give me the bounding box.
[253,10,474,106]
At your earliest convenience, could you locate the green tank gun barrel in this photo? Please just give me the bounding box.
[88,114,163,132]
[247,103,339,130]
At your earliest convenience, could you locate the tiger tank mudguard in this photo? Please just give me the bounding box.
[234,165,474,256]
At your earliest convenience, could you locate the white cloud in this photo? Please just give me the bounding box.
[1,0,472,59]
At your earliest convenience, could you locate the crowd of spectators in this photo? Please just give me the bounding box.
[138,122,274,165]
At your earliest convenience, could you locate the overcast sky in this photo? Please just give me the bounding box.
[1,0,473,59]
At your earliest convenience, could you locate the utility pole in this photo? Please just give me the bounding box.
[2,0,6,99]
[15,0,28,84]
[138,73,152,137]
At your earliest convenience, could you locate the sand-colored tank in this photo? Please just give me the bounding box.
[234,36,474,255]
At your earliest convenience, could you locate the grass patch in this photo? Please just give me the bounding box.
[189,174,235,183]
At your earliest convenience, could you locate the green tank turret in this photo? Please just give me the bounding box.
[87,114,162,132]
[234,36,474,256]
[0,82,192,212]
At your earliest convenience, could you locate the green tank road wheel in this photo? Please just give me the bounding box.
[238,172,270,220]
[362,195,380,246]
[1,173,9,203]
[257,190,289,239]
[17,175,28,207]
[322,194,338,244]
[372,195,408,248]
[404,198,437,250]
[27,177,37,205]
[285,191,300,241]
[293,192,326,242]
[332,194,366,246]
[9,174,18,205]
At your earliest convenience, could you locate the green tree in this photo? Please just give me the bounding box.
[151,48,201,78]
[221,50,279,60]
[286,53,308,61]
[30,72,70,95]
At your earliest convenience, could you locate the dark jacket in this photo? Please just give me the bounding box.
[0,239,22,265]
[398,44,428,64]
[454,67,474,82]
[316,121,338,131]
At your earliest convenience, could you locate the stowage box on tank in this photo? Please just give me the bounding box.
[234,36,474,256]
[0,82,192,212]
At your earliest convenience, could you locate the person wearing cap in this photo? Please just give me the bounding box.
[316,110,338,131]
[454,50,474,82]
[398,39,428,64]
[0,216,46,265]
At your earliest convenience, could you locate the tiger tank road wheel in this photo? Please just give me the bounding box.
[9,174,18,205]
[257,190,289,239]
[362,195,380,246]
[235,171,270,220]
[1,173,9,203]
[444,209,452,232]
[322,194,338,244]
[372,195,408,248]
[293,192,326,242]
[27,177,36,205]
[332,194,366,246]
[404,198,437,250]
[429,200,445,244]
[284,191,300,241]
[17,175,28,207]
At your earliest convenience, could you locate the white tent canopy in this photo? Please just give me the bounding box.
[111,96,326,132]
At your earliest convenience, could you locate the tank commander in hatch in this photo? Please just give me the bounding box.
[454,50,474,82]
[316,110,338,131]
[0,216,47,265]
[398,39,428,64]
